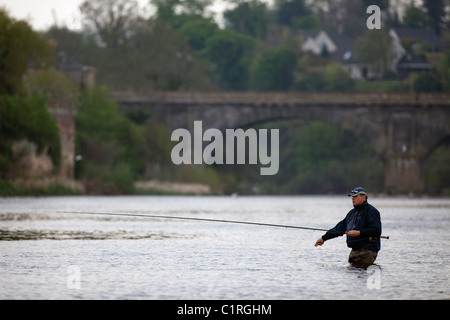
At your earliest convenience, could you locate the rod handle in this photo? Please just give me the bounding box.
[369,236,389,241]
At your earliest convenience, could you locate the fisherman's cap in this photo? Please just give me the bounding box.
[348,187,367,197]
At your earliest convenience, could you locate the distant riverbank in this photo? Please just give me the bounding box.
[134,180,211,195]
[0,178,213,196]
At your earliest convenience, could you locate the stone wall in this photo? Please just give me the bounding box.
[47,100,76,179]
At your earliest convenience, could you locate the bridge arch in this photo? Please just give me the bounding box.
[113,91,450,194]
[223,118,386,194]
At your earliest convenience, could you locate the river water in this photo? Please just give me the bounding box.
[0,195,449,300]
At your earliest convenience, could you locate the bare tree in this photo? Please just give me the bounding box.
[355,29,393,78]
[79,0,140,48]
[312,0,366,37]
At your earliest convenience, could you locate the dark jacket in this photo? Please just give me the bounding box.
[322,200,382,252]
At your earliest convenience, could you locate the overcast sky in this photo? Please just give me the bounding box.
[1,0,414,32]
[1,0,234,31]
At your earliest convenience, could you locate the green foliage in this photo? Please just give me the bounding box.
[0,179,83,196]
[0,9,54,95]
[291,14,321,30]
[69,84,239,195]
[4,0,447,197]
[142,120,173,165]
[354,29,393,77]
[223,1,270,39]
[178,17,219,51]
[0,179,17,196]
[423,0,446,35]
[402,6,429,29]
[235,121,384,194]
[41,0,449,95]
[25,69,78,104]
[293,72,326,92]
[362,0,389,10]
[324,63,354,91]
[75,86,144,194]
[425,144,450,195]
[274,0,310,27]
[79,0,140,48]
[152,0,212,27]
[400,38,428,53]
[412,72,443,92]
[202,29,256,90]
[45,26,84,59]
[250,47,297,90]
[440,50,450,91]
[0,95,61,171]
[102,163,136,195]
[293,58,354,92]
[80,21,216,91]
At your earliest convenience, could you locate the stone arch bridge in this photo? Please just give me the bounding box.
[111,91,450,194]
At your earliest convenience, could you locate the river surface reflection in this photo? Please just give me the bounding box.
[0,195,449,299]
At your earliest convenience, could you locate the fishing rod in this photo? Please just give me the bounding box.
[58,211,389,239]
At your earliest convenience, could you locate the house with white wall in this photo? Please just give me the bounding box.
[300,28,442,80]
[300,30,364,80]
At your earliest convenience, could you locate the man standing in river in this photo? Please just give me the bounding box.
[314,187,382,268]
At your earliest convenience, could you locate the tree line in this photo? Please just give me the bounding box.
[47,0,450,92]
[1,2,449,195]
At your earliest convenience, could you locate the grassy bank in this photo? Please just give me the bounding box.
[0,179,84,196]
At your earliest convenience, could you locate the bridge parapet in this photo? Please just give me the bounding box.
[110,91,450,106]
